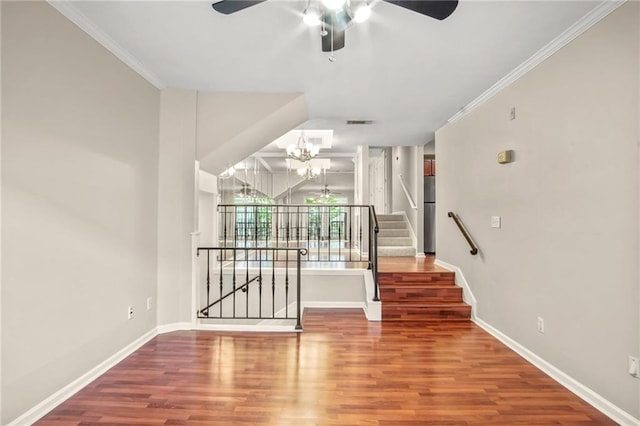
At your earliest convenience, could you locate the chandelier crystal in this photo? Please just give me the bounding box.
[287,134,320,162]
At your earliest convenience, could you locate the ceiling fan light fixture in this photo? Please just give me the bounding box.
[303,6,322,26]
[353,2,371,23]
[321,0,346,11]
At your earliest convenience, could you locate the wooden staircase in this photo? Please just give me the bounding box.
[379,270,471,321]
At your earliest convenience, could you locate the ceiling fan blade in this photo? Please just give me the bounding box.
[384,0,458,20]
[211,0,266,15]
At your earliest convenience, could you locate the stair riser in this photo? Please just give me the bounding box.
[378,229,410,237]
[379,237,413,246]
[378,272,455,285]
[377,215,404,222]
[382,305,471,321]
[380,287,463,303]
[378,247,416,257]
[378,221,407,229]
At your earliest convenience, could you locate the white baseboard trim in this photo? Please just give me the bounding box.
[195,323,300,332]
[157,322,193,334]
[474,317,640,426]
[434,259,477,320]
[302,301,365,310]
[7,328,158,426]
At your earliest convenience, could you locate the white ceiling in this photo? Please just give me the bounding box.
[64,0,600,158]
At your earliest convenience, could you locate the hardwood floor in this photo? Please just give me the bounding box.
[38,309,615,425]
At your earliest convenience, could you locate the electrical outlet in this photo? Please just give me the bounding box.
[146,297,152,311]
[510,107,516,120]
[537,317,545,333]
[628,356,639,378]
[127,306,134,320]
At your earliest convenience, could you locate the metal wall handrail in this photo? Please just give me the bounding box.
[447,212,478,255]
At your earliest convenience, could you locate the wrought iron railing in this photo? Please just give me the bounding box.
[217,203,380,301]
[196,247,307,329]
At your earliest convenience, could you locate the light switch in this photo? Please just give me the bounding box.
[491,216,501,228]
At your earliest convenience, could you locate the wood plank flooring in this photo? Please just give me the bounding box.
[37,309,615,425]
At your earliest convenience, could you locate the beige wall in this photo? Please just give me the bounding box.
[197,92,308,175]
[156,89,197,327]
[436,3,639,418]
[1,2,160,423]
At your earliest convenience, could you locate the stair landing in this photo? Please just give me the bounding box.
[378,256,471,322]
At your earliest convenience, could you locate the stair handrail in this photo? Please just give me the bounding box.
[196,246,308,330]
[368,205,380,302]
[197,274,261,317]
[447,212,478,255]
[397,174,417,210]
[217,203,380,304]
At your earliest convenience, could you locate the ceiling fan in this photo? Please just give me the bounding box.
[313,184,342,199]
[211,0,458,53]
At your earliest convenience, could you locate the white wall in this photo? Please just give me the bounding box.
[436,3,639,418]
[198,170,217,247]
[391,146,423,251]
[424,141,435,156]
[1,2,160,423]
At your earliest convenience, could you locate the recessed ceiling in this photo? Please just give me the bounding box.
[62,0,601,152]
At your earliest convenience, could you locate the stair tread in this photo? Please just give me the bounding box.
[383,301,469,307]
[380,283,458,288]
[378,267,470,321]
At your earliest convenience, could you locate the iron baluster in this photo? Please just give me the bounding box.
[232,248,237,318]
[245,248,249,318]
[295,249,304,330]
[285,248,289,318]
[272,248,276,318]
[259,246,263,318]
[219,249,223,318]
[326,206,331,261]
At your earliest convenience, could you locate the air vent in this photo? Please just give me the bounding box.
[346,120,374,125]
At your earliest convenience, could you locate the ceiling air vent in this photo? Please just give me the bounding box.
[346,120,374,125]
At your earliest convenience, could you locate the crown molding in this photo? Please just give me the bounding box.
[47,1,166,89]
[447,0,626,124]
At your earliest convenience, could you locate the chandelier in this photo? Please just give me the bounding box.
[297,163,321,180]
[287,133,320,162]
